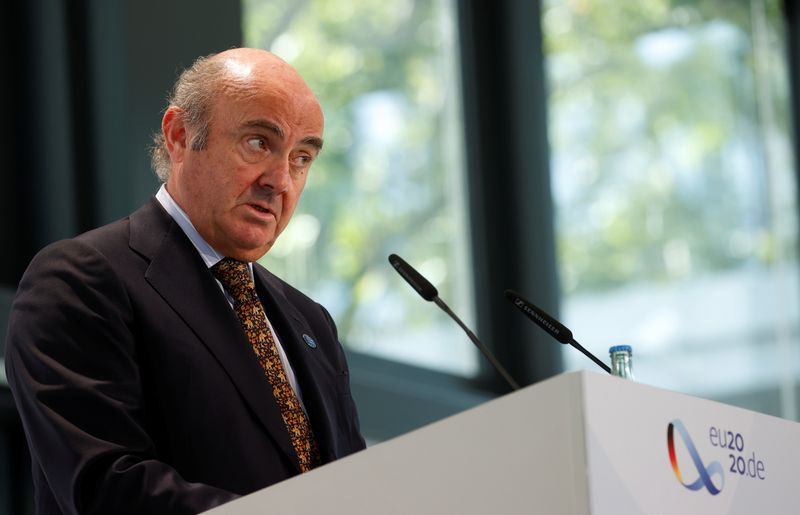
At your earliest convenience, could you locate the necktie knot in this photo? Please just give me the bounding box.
[211,258,253,301]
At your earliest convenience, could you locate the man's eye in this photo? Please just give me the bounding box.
[292,154,313,167]
[246,137,267,152]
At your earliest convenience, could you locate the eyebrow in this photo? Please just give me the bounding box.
[243,120,324,153]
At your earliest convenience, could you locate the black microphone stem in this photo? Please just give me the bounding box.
[389,254,521,391]
[568,337,611,374]
[433,297,521,391]
[504,289,612,375]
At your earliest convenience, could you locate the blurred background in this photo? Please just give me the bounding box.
[2,0,800,512]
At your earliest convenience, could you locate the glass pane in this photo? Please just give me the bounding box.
[243,0,477,376]
[543,0,799,418]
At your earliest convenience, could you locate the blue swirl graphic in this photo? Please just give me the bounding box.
[669,419,724,495]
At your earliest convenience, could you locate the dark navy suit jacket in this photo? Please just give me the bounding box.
[5,199,366,515]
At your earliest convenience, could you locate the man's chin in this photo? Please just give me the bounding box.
[209,226,277,261]
[226,243,273,263]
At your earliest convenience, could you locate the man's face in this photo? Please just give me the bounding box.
[166,64,324,262]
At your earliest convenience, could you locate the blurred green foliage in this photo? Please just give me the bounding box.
[544,0,794,294]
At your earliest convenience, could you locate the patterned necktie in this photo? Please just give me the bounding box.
[211,257,321,472]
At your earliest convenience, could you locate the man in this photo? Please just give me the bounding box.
[5,48,366,515]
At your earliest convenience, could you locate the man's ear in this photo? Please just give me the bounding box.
[162,106,188,163]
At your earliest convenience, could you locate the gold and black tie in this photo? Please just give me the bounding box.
[211,257,320,472]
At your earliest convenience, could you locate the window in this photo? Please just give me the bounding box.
[243,0,477,376]
[544,0,799,418]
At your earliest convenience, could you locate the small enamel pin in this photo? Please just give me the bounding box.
[302,334,317,349]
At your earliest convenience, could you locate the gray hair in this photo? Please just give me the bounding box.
[150,53,228,182]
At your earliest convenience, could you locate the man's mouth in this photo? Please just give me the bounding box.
[250,204,271,214]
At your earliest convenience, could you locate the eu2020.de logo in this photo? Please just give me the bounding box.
[667,418,767,496]
[667,419,725,495]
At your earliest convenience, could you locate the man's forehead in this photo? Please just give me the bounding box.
[214,48,287,78]
[223,58,255,80]
[208,55,324,143]
[219,54,304,95]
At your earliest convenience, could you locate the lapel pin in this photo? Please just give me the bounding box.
[302,334,317,349]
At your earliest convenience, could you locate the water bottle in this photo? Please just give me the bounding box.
[609,345,634,380]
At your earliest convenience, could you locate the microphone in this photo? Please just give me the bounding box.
[504,289,611,374]
[388,254,521,391]
[388,254,438,301]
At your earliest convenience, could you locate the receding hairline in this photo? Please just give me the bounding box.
[176,49,321,114]
[211,49,316,95]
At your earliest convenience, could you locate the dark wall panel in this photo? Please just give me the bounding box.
[89,0,243,225]
[458,1,563,390]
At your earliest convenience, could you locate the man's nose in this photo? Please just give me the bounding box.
[258,154,291,193]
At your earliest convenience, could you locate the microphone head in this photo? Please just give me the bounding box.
[504,289,573,344]
[388,254,438,301]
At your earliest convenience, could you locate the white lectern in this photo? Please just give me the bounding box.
[203,371,800,515]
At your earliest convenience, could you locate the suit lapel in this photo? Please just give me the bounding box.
[128,200,300,471]
[253,266,340,462]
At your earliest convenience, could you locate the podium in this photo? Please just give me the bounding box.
[203,371,800,514]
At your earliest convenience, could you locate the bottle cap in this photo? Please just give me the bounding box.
[609,345,632,354]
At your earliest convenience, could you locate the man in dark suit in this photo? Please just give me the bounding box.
[5,48,366,515]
